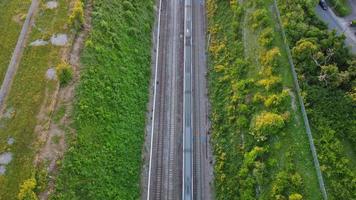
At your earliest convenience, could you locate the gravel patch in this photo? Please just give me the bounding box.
[7,137,15,145]
[0,152,13,165]
[46,68,57,80]
[3,107,15,119]
[51,34,68,46]
[0,165,5,175]
[46,1,58,9]
[30,39,49,46]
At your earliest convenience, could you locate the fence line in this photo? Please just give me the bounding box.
[272,1,328,199]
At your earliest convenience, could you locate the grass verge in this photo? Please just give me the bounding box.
[52,0,154,199]
[0,0,71,199]
[0,0,31,84]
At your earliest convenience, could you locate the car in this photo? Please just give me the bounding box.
[319,0,328,10]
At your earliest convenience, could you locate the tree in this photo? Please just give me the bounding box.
[318,64,347,88]
[292,39,319,77]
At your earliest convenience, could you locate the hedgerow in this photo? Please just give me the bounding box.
[53,0,154,199]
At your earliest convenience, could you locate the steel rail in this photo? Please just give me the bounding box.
[147,0,163,198]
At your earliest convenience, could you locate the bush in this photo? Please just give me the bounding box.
[289,193,303,200]
[264,90,289,108]
[257,76,281,91]
[34,166,48,193]
[249,8,269,30]
[68,0,84,31]
[56,63,73,86]
[18,178,38,200]
[260,47,281,69]
[250,111,285,141]
[259,28,275,47]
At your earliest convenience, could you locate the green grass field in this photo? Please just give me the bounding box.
[208,0,322,199]
[0,0,70,199]
[52,0,154,199]
[0,0,31,84]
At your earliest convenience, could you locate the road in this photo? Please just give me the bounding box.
[315,1,356,53]
[144,0,212,199]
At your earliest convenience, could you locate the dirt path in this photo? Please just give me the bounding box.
[36,1,93,199]
[0,0,39,113]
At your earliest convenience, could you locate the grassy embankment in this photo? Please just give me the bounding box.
[0,0,31,83]
[327,0,351,17]
[0,0,71,199]
[208,0,322,199]
[52,0,154,199]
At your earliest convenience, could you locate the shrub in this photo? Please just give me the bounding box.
[249,8,269,30]
[289,193,303,200]
[18,178,38,200]
[260,47,281,68]
[264,90,289,108]
[259,27,274,47]
[35,166,48,193]
[257,76,281,91]
[56,62,73,86]
[250,111,285,141]
[68,0,84,31]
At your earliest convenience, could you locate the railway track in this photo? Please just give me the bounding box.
[145,0,212,199]
[146,0,184,199]
[192,0,212,199]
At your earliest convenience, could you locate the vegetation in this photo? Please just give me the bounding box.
[327,0,351,16]
[350,20,356,27]
[0,0,31,83]
[277,0,356,199]
[17,178,38,200]
[208,0,322,199]
[68,0,84,31]
[56,62,73,86]
[0,0,71,198]
[52,0,154,199]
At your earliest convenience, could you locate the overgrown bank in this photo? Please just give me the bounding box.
[53,0,154,199]
[207,0,322,199]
